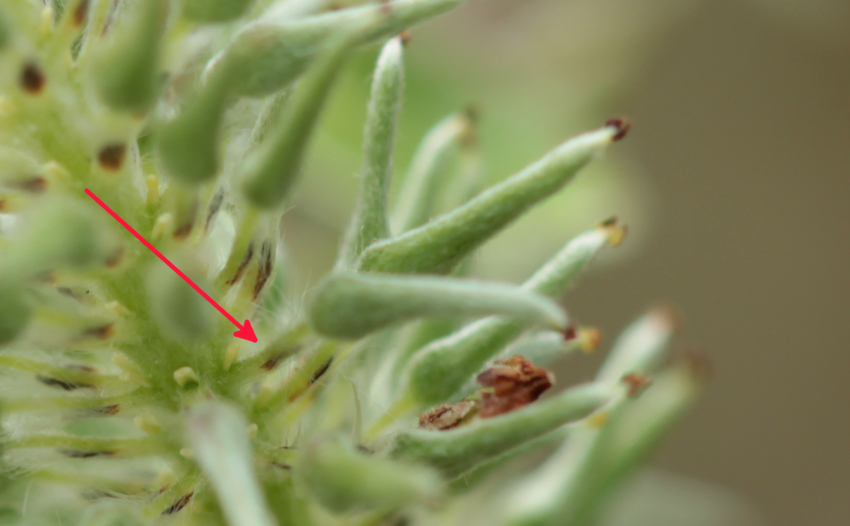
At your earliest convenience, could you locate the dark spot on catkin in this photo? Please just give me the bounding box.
[97,144,126,171]
[36,375,92,391]
[261,349,296,372]
[57,287,79,299]
[205,189,225,230]
[173,218,195,239]
[66,363,96,373]
[83,323,114,340]
[260,343,302,371]
[310,358,333,384]
[173,197,199,239]
[252,242,274,299]
[72,0,91,26]
[225,242,255,285]
[162,492,194,515]
[59,449,113,459]
[18,177,47,193]
[105,246,124,268]
[162,491,195,515]
[93,404,120,416]
[21,62,46,94]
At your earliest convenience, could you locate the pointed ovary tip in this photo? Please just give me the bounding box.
[598,216,628,247]
[605,118,631,141]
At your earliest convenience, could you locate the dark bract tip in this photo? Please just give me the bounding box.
[105,247,124,268]
[162,492,194,516]
[73,0,91,27]
[19,177,47,193]
[84,323,115,340]
[605,118,631,141]
[98,143,126,171]
[21,62,45,94]
[173,218,196,239]
[94,403,120,416]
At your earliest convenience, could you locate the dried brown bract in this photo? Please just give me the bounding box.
[476,356,554,418]
[418,400,477,431]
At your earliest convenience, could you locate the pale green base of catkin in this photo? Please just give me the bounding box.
[0,2,702,526]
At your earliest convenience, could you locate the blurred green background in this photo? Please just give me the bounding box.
[282,1,850,525]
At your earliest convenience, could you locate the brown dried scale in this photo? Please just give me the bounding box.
[418,400,477,431]
[476,356,554,418]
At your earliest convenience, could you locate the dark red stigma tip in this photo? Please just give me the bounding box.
[605,118,631,141]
